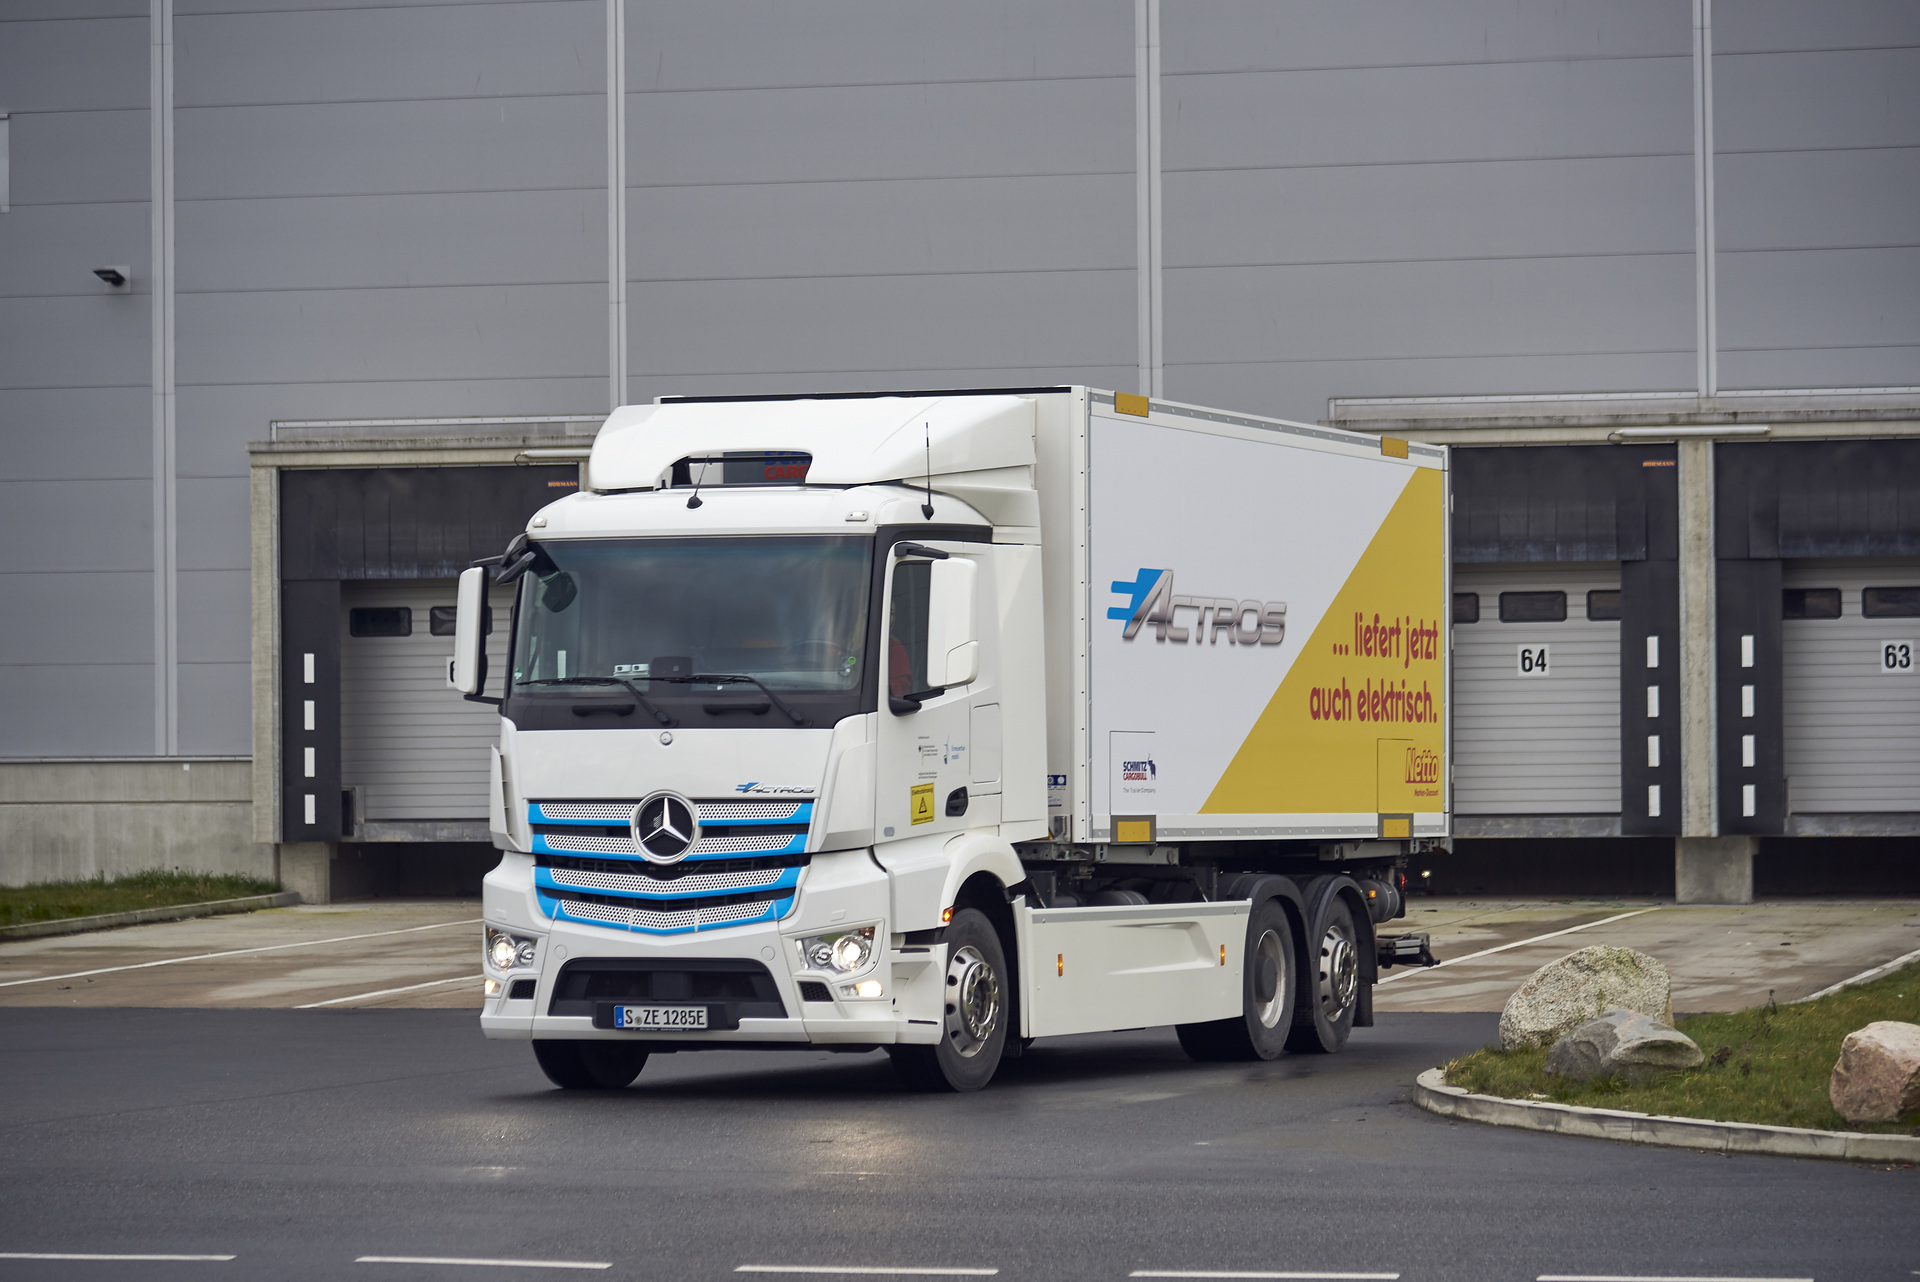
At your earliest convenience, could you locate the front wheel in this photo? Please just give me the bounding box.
[1286,897,1360,1054]
[1177,898,1296,1061]
[532,1039,649,1089]
[888,908,1008,1092]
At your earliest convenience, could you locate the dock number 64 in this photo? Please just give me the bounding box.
[1882,641,1915,674]
[1516,645,1550,677]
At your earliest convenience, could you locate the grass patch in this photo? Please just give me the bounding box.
[1443,961,1920,1135]
[0,869,281,927]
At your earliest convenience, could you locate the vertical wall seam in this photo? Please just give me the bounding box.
[1692,0,1717,399]
[606,0,628,411]
[1134,0,1162,399]
[150,0,177,756]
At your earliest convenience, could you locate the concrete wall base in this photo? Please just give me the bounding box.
[1675,835,1756,903]
[277,843,335,905]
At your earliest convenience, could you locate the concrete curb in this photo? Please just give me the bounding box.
[0,891,302,942]
[1414,1067,1920,1163]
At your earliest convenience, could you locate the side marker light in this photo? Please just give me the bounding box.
[1219,945,1226,966]
[941,907,953,924]
[1057,953,1064,977]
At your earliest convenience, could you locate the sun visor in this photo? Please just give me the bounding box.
[586,395,1035,492]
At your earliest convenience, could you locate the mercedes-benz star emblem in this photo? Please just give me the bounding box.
[631,791,699,864]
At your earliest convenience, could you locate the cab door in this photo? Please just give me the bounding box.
[874,543,979,842]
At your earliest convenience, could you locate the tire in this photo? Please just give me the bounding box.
[887,907,1009,1092]
[1286,896,1360,1054]
[1176,897,1296,1061]
[532,1039,649,1090]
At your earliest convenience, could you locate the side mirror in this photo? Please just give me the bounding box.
[450,566,489,695]
[927,558,978,687]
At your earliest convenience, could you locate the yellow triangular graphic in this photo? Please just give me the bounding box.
[1202,467,1447,815]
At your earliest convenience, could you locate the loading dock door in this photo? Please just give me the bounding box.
[1453,564,1622,815]
[1782,559,1920,813]
[341,579,515,823]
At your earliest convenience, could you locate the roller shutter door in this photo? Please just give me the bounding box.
[1453,564,1622,814]
[341,579,514,822]
[1782,559,1920,813]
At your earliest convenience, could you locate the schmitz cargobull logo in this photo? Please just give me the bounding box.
[1108,568,1286,646]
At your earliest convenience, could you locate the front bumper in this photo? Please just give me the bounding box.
[478,848,945,1046]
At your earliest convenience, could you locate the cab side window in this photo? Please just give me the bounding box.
[889,560,931,698]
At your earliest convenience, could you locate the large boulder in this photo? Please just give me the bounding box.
[1829,1021,1920,1123]
[1546,1008,1704,1083]
[1498,945,1673,1051]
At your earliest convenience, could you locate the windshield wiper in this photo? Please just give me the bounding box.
[655,673,811,726]
[518,676,675,727]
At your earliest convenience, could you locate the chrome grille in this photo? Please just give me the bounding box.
[545,865,788,895]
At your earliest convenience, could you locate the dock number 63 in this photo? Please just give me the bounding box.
[1882,641,1915,674]
[1516,645,1550,677]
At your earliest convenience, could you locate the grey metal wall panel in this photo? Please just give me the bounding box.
[0,297,148,391]
[1164,256,1694,368]
[175,285,604,386]
[1166,157,1693,268]
[1162,59,1691,172]
[1716,150,1920,252]
[177,660,250,756]
[629,0,1130,91]
[176,478,250,572]
[0,388,150,481]
[339,579,514,821]
[176,96,603,200]
[1713,0,1920,51]
[1718,249,1920,377]
[2,109,148,206]
[1782,560,1920,813]
[178,190,606,294]
[0,664,152,757]
[177,569,250,664]
[1718,346,1920,394]
[0,480,149,573]
[630,175,1134,282]
[1165,0,1687,70]
[0,572,151,666]
[176,2,601,106]
[627,79,1132,187]
[0,203,153,300]
[1452,564,1623,815]
[628,272,1133,382]
[1714,48,1920,153]
[0,14,146,113]
[3,2,143,20]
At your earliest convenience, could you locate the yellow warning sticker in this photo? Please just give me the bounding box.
[910,783,936,825]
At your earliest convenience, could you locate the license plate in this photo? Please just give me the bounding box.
[613,1004,708,1031]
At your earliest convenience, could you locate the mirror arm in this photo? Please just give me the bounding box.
[887,685,946,715]
[892,541,949,561]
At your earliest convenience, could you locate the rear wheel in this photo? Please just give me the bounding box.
[1177,898,1296,1061]
[1286,897,1360,1054]
[532,1039,649,1089]
[888,908,1008,1092]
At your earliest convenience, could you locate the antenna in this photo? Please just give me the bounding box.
[921,421,935,520]
[686,457,707,509]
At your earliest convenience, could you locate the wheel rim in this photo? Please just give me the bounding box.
[945,944,1001,1058]
[1318,923,1358,1016]
[1252,928,1288,1028]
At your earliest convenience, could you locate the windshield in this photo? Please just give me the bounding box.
[508,536,872,725]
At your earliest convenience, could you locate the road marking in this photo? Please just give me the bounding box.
[297,974,483,1009]
[1378,909,1657,983]
[0,1254,235,1262]
[1795,944,1920,1002]
[736,1269,999,1277]
[355,1257,610,1271]
[1537,1275,1814,1281]
[1130,1273,1399,1280]
[0,919,482,989]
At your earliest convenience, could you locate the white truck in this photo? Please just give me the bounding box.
[453,388,1448,1091]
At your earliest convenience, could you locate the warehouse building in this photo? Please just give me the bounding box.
[1,2,1915,902]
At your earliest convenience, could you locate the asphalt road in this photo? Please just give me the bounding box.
[1,1008,1911,1282]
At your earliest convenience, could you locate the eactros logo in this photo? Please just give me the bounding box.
[1108,568,1286,646]
[733,782,816,796]
[632,792,700,863]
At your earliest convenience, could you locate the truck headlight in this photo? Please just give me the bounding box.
[797,926,876,974]
[486,927,536,971]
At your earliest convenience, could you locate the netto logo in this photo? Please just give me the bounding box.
[1108,569,1286,646]
[1404,747,1440,785]
[631,791,699,864]
[733,782,815,796]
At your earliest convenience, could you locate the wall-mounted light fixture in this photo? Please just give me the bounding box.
[93,265,131,292]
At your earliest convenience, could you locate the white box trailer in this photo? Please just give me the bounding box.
[453,387,1448,1092]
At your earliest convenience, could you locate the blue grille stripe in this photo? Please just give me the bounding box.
[528,801,812,827]
[529,832,807,860]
